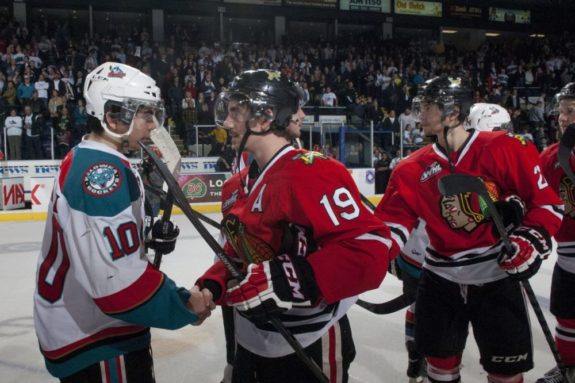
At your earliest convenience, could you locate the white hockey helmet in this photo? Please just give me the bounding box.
[83,62,165,141]
[465,103,511,132]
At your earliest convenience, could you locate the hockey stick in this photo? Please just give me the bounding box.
[143,184,222,230]
[139,141,329,383]
[558,124,575,185]
[147,127,182,268]
[356,294,413,315]
[438,173,571,382]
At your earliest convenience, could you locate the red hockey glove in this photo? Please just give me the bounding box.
[225,253,320,324]
[498,226,551,280]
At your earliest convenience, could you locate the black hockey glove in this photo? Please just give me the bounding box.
[492,194,526,237]
[148,219,180,255]
[498,226,551,280]
[225,253,320,325]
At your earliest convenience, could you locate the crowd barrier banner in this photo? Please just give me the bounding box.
[348,168,377,197]
[30,177,55,211]
[0,158,219,201]
[0,161,378,214]
[1,177,25,210]
[178,173,231,203]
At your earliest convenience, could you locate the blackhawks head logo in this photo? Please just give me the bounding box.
[440,179,501,232]
[559,175,575,218]
[222,214,274,265]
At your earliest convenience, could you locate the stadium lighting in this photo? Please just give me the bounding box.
[442,29,458,34]
[485,32,500,37]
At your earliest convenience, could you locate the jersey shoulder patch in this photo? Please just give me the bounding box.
[83,162,122,197]
[291,150,329,166]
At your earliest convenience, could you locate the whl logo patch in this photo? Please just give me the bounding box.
[182,177,207,198]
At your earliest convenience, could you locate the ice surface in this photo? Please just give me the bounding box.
[0,214,557,382]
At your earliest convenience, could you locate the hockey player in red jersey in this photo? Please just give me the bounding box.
[33,63,214,382]
[197,69,398,383]
[375,75,563,383]
[538,82,575,383]
[391,102,519,383]
[218,81,307,383]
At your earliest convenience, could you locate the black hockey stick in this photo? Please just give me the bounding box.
[144,184,222,230]
[360,193,377,211]
[356,294,413,315]
[139,142,329,383]
[438,173,571,383]
[558,124,575,185]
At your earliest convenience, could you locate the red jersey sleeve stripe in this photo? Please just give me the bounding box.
[94,263,165,314]
[41,325,146,360]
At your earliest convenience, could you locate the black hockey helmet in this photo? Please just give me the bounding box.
[214,69,302,130]
[551,82,575,115]
[413,75,472,123]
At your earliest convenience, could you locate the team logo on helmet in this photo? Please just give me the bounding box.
[267,71,281,81]
[107,65,126,78]
[83,163,122,196]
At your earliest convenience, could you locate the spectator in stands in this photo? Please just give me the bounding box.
[72,99,88,145]
[380,109,399,149]
[398,107,417,134]
[207,125,227,157]
[182,90,198,155]
[34,73,49,108]
[48,70,65,97]
[28,90,46,116]
[411,122,424,145]
[16,75,34,105]
[22,104,43,159]
[4,107,22,160]
[48,89,64,124]
[321,86,337,107]
[55,107,72,159]
[2,80,17,110]
[374,151,392,194]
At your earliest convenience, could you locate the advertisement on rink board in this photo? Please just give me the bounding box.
[30,177,54,211]
[394,0,442,17]
[178,173,231,203]
[340,0,391,13]
[0,177,25,210]
[0,161,380,212]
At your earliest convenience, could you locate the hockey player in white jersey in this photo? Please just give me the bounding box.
[33,62,214,382]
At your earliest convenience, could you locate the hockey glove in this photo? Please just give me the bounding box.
[226,253,320,325]
[148,219,180,255]
[492,194,526,237]
[498,226,551,280]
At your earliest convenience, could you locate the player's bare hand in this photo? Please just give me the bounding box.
[188,286,215,325]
